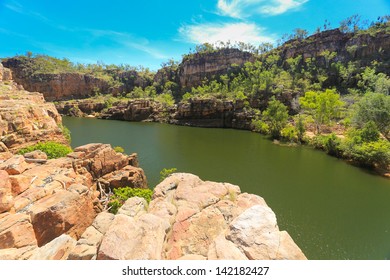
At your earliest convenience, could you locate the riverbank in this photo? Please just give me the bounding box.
[56,97,390,179]
[0,66,306,260]
[63,116,390,260]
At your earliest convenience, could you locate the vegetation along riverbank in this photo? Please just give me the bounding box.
[2,15,389,177]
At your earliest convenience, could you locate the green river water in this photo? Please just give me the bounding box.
[63,116,390,260]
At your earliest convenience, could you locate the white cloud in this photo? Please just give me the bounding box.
[179,22,275,46]
[261,0,309,15]
[217,0,308,18]
[85,29,169,59]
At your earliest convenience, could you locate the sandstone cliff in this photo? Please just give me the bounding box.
[277,29,390,73]
[178,48,254,89]
[0,63,12,81]
[171,98,256,129]
[1,59,152,101]
[4,28,389,101]
[0,143,147,259]
[1,60,115,101]
[0,64,68,152]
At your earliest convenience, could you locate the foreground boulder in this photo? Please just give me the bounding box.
[94,173,306,260]
[0,143,148,259]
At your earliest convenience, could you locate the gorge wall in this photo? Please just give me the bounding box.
[277,29,390,73]
[56,98,257,130]
[0,63,306,260]
[3,28,389,102]
[0,67,67,152]
[177,48,255,90]
[1,59,152,101]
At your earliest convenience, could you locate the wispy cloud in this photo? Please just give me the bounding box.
[4,1,50,22]
[179,22,275,45]
[85,29,169,59]
[2,1,168,60]
[4,1,23,13]
[217,0,308,18]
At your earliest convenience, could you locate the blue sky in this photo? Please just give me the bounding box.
[0,0,389,70]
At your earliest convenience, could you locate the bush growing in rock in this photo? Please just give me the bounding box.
[18,141,72,159]
[159,167,177,182]
[108,187,153,214]
[113,146,125,153]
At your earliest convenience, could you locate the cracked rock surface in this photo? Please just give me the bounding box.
[93,173,306,260]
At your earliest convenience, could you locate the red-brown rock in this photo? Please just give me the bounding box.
[27,190,97,246]
[0,170,13,213]
[0,213,37,249]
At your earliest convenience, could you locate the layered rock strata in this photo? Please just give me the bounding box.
[0,143,147,259]
[0,68,68,152]
[178,48,254,89]
[56,98,258,130]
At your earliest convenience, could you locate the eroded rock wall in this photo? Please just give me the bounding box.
[0,143,148,259]
[277,29,390,72]
[178,49,254,89]
[0,64,68,152]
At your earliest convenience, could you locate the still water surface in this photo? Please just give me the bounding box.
[63,116,390,260]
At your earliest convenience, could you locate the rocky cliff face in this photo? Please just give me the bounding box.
[178,49,254,89]
[0,65,68,152]
[1,59,151,101]
[0,63,12,81]
[172,98,255,129]
[277,29,390,72]
[3,28,390,102]
[56,98,257,130]
[1,59,115,101]
[0,143,147,259]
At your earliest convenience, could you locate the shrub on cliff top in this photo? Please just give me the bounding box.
[58,124,71,143]
[113,146,125,153]
[108,187,153,214]
[159,167,177,182]
[18,141,72,159]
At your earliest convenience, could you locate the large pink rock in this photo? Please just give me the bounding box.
[97,213,169,260]
[91,173,306,260]
[29,234,76,260]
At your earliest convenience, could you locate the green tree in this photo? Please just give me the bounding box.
[352,92,390,139]
[159,167,177,182]
[320,50,337,69]
[262,97,289,138]
[156,92,175,107]
[294,114,306,143]
[299,89,344,134]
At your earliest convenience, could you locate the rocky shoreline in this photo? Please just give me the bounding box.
[55,97,258,130]
[0,63,306,260]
